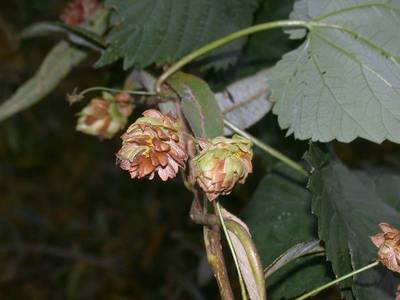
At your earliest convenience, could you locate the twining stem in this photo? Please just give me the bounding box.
[155,20,348,93]
[79,86,156,97]
[215,202,248,300]
[295,261,380,300]
[224,119,309,177]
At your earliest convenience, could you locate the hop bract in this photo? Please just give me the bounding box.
[371,223,400,274]
[117,109,188,181]
[193,135,253,201]
[76,92,133,139]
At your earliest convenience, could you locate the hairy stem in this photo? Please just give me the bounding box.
[224,119,309,177]
[295,261,380,300]
[215,202,248,300]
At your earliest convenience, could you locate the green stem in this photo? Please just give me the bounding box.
[80,86,156,97]
[295,261,380,300]
[155,20,348,92]
[224,119,309,177]
[215,202,248,300]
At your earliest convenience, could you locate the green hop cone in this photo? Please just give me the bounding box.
[193,135,253,201]
[76,92,134,139]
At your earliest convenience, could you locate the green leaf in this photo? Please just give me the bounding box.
[166,72,224,138]
[221,207,266,300]
[370,171,400,210]
[306,145,400,300]
[264,240,324,278]
[271,0,400,143]
[96,0,259,69]
[241,167,333,299]
[0,41,87,123]
[0,8,109,123]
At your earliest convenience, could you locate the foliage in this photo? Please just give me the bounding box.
[242,166,333,299]
[306,146,400,300]
[96,0,260,69]
[270,0,400,143]
[2,0,400,299]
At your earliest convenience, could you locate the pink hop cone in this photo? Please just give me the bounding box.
[371,222,400,274]
[193,135,253,201]
[116,109,188,181]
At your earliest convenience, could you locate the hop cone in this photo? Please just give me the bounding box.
[193,135,253,201]
[371,223,400,274]
[76,92,133,139]
[117,109,188,181]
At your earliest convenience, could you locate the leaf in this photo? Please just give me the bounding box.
[221,207,266,300]
[264,240,324,278]
[241,166,333,299]
[370,171,400,210]
[0,41,86,123]
[0,8,109,123]
[306,145,400,300]
[166,72,224,138]
[96,0,260,69]
[215,69,273,135]
[271,0,400,143]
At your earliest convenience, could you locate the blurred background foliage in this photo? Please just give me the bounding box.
[1,1,400,299]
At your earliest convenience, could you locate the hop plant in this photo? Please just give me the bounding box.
[117,109,188,181]
[371,223,400,274]
[76,92,133,139]
[193,135,253,201]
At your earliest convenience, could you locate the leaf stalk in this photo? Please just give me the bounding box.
[155,19,351,93]
[224,119,309,177]
[295,261,380,300]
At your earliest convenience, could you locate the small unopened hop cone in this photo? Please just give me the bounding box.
[193,135,253,201]
[76,92,134,139]
[117,109,188,181]
[371,223,400,274]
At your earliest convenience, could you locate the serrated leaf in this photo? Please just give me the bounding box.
[271,0,400,143]
[0,8,109,123]
[166,72,224,138]
[306,145,400,300]
[96,0,259,69]
[241,167,333,299]
[215,69,273,135]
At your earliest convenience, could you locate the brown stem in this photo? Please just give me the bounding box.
[176,96,234,299]
[203,227,234,300]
